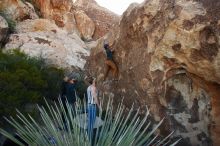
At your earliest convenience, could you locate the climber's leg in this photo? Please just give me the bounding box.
[103,60,111,81]
[106,60,118,79]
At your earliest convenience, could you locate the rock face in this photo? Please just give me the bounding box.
[86,0,220,145]
[1,0,120,40]
[1,0,119,69]
[33,0,72,18]
[32,0,78,34]
[74,0,120,39]
[0,0,38,21]
[31,0,118,39]
[0,16,8,47]
[74,10,95,40]
[5,19,89,70]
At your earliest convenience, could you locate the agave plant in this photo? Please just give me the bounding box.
[0,97,180,146]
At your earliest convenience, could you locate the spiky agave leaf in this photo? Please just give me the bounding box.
[0,97,180,146]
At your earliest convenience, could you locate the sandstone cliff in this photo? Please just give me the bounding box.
[0,0,118,40]
[0,0,118,70]
[18,0,119,40]
[0,0,38,21]
[74,0,120,39]
[5,18,89,70]
[74,9,95,40]
[86,0,220,145]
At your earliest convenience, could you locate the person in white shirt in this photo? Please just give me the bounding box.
[87,77,100,142]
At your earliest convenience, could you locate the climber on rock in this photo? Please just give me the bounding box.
[103,42,118,81]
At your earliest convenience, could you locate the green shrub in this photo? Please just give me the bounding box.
[0,98,180,146]
[0,50,64,126]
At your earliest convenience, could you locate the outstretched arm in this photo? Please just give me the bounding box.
[110,46,115,52]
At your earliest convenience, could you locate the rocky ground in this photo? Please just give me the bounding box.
[1,0,220,145]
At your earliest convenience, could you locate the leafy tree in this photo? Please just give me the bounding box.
[0,50,64,126]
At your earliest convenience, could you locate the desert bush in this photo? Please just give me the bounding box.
[0,50,64,126]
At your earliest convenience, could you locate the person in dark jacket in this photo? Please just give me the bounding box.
[66,77,77,105]
[61,76,69,103]
[103,43,118,81]
[60,76,77,130]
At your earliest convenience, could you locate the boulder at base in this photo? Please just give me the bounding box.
[86,0,220,145]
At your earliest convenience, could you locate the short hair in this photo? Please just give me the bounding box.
[88,77,94,84]
[104,44,109,49]
[68,76,76,82]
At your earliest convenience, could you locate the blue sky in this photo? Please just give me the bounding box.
[95,0,144,15]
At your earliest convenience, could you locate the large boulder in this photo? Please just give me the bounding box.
[74,10,95,40]
[0,0,38,22]
[15,19,60,33]
[32,0,119,39]
[0,16,8,46]
[32,0,79,34]
[74,0,120,39]
[86,0,220,145]
[5,19,89,70]
[33,0,72,18]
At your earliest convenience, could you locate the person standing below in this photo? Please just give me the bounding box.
[66,77,77,107]
[60,76,77,131]
[103,43,118,81]
[61,76,68,104]
[87,77,100,143]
